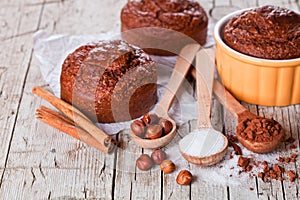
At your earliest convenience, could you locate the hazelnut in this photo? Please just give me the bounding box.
[136,154,153,171]
[144,125,163,139]
[151,149,166,165]
[142,113,159,125]
[159,118,173,135]
[160,160,175,174]
[131,120,145,138]
[176,170,193,185]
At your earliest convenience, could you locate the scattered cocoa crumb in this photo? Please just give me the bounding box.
[230,167,234,170]
[258,172,264,179]
[287,170,296,182]
[227,135,238,143]
[278,177,284,181]
[229,174,233,177]
[229,141,243,155]
[230,154,234,159]
[238,156,250,168]
[277,154,298,163]
[256,160,299,183]
[262,161,268,166]
[263,165,270,173]
[257,161,286,182]
[273,164,284,173]
[285,136,295,144]
[249,187,254,191]
[219,165,223,168]
[277,157,284,162]
[270,173,277,179]
[290,153,297,159]
[245,165,253,172]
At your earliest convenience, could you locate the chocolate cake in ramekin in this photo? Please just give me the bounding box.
[215,5,300,106]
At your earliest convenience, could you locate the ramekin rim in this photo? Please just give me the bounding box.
[214,8,300,64]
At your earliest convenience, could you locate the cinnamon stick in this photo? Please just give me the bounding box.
[36,106,110,153]
[39,106,75,126]
[32,86,116,154]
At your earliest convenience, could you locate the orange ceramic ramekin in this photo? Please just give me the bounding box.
[214,9,300,106]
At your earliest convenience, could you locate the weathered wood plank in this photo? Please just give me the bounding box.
[2,46,115,199]
[162,123,191,200]
[0,166,114,200]
[40,0,127,35]
[222,103,258,200]
[274,106,300,200]
[1,2,118,200]
[132,147,162,200]
[114,128,163,199]
[257,106,285,200]
[0,0,300,199]
[242,104,275,200]
[0,1,43,168]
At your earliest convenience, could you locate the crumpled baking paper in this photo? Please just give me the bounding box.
[33,30,199,135]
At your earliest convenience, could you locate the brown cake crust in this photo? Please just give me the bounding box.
[120,0,208,56]
[224,5,300,60]
[61,40,157,123]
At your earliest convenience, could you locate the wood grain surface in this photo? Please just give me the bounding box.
[0,0,299,199]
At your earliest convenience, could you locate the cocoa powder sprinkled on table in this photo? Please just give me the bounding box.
[287,170,296,182]
[256,153,298,182]
[235,153,298,183]
[277,153,298,163]
[227,135,243,155]
[285,136,296,144]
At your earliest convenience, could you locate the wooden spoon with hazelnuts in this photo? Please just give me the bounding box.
[130,44,201,149]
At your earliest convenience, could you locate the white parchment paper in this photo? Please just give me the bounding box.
[33,30,198,135]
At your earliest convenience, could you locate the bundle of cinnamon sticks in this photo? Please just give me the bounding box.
[32,86,117,154]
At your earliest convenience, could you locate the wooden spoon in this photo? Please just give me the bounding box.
[212,80,285,153]
[131,43,201,149]
[179,49,228,166]
[190,49,285,154]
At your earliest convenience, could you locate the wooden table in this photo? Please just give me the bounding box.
[0,0,299,199]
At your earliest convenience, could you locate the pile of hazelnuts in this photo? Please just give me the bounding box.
[130,113,173,139]
[136,149,193,185]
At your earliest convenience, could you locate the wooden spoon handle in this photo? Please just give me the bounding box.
[190,47,247,120]
[213,80,247,119]
[195,49,214,128]
[32,86,116,154]
[155,43,200,117]
[191,68,247,119]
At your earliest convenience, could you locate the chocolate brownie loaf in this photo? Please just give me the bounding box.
[61,40,157,123]
[121,0,208,56]
[224,5,300,60]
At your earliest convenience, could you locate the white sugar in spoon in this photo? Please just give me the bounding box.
[179,49,228,166]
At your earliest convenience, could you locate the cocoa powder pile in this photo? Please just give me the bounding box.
[236,117,283,142]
